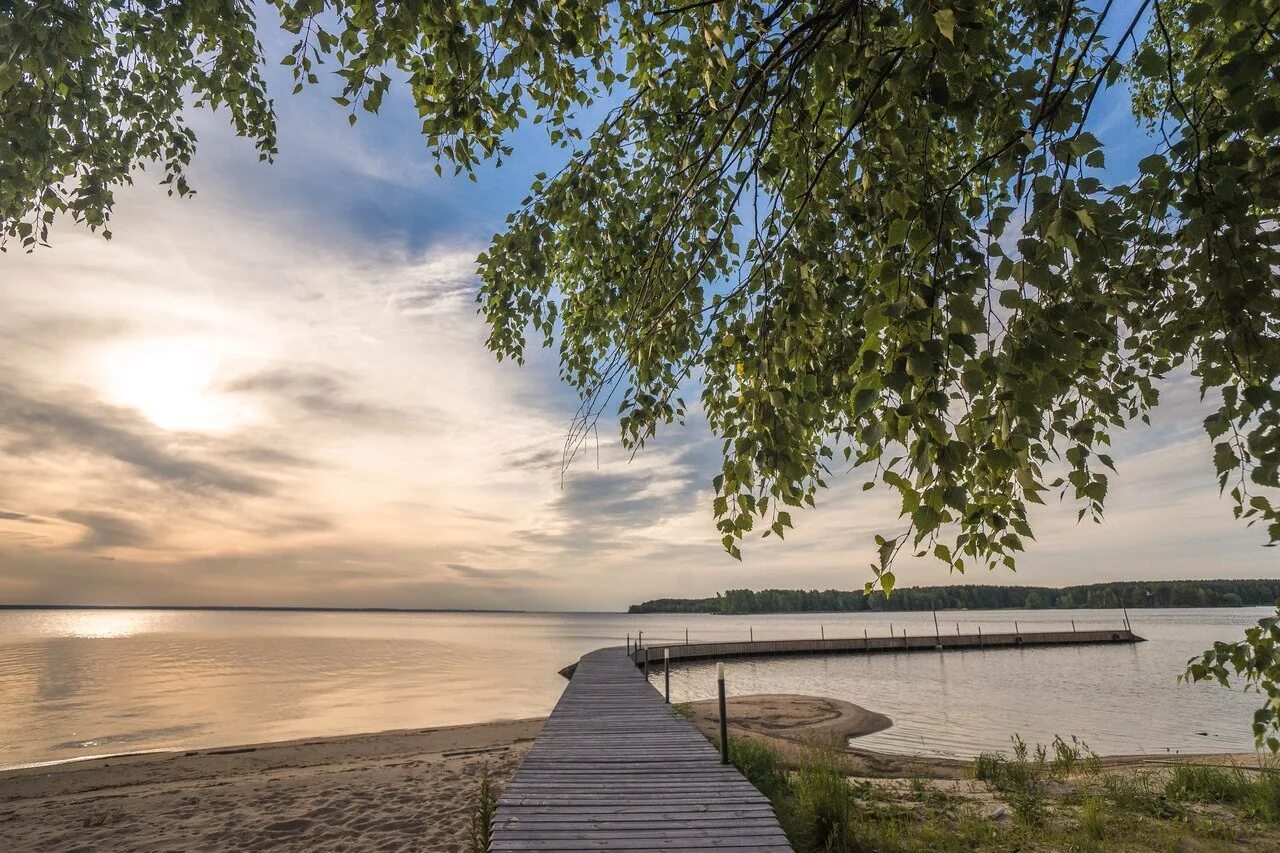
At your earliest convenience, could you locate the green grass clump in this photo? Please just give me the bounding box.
[1165,760,1280,823]
[466,774,497,853]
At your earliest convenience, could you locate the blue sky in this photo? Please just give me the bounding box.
[0,6,1274,610]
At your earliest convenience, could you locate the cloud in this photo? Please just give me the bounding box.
[0,384,272,495]
[59,510,150,550]
[222,367,414,427]
[0,510,44,523]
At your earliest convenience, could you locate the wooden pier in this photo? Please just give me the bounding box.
[627,627,1144,668]
[492,646,792,851]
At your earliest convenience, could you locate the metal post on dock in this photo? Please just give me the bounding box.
[638,630,643,652]
[1014,621,1019,635]
[749,626,753,642]
[956,622,960,635]
[821,624,825,640]
[685,628,689,645]
[1122,607,1130,632]
[863,628,868,649]
[627,633,631,655]
[643,646,650,680]
[717,663,729,765]
[978,625,983,648]
[933,608,941,647]
[902,627,908,648]
[1071,620,1076,633]
[664,647,670,704]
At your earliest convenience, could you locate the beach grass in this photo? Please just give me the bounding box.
[712,733,1280,852]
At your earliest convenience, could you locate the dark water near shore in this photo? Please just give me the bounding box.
[0,607,1268,768]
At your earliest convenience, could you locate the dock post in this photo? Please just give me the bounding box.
[750,626,753,642]
[638,630,643,652]
[821,624,825,640]
[933,608,941,648]
[664,648,670,703]
[644,646,650,680]
[1122,607,1130,631]
[903,627,908,648]
[978,625,983,648]
[864,628,868,649]
[685,628,689,645]
[1014,621,1019,635]
[1072,620,1076,633]
[956,622,960,635]
[627,633,631,655]
[717,663,729,765]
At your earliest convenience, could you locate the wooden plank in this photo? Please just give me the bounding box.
[492,646,792,851]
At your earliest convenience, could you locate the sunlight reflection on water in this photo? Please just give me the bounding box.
[0,607,1269,768]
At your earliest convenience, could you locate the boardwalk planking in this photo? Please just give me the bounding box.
[492,647,792,852]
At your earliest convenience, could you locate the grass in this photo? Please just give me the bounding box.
[1165,759,1280,822]
[466,774,497,853]
[712,731,1280,852]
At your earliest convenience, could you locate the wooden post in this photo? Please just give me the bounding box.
[1014,621,1019,635]
[978,625,983,648]
[638,630,643,655]
[717,663,728,765]
[664,648,670,704]
[821,624,825,640]
[643,646,649,680]
[956,622,960,635]
[932,608,941,647]
[1072,620,1076,633]
[750,626,753,642]
[627,633,631,655]
[685,628,689,645]
[863,628,869,650]
[1122,606,1130,632]
[902,627,908,648]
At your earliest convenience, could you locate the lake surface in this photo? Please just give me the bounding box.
[0,607,1269,769]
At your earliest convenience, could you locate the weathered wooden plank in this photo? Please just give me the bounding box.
[492,646,792,852]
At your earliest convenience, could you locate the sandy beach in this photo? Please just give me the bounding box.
[1,695,1261,851]
[0,719,543,852]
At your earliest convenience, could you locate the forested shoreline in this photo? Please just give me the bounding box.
[628,580,1280,614]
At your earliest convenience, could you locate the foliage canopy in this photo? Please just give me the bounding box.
[4,0,1280,737]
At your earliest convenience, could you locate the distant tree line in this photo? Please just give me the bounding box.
[628,580,1280,615]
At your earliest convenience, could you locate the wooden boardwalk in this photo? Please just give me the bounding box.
[627,627,1144,668]
[492,646,792,851]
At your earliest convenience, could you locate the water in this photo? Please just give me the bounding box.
[0,607,1268,769]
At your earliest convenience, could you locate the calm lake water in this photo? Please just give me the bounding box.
[0,607,1269,769]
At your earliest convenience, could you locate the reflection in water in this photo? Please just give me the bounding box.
[0,607,1269,768]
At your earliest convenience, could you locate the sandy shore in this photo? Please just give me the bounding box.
[0,719,543,852]
[2,696,1260,850]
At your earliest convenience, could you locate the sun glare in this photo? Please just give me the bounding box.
[99,339,249,433]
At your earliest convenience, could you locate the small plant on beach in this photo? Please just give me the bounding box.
[728,736,790,802]
[785,749,858,853]
[466,775,497,853]
[1166,759,1280,823]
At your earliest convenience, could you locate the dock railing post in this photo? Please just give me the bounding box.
[933,608,941,648]
[627,633,631,655]
[643,646,650,680]
[978,625,983,648]
[685,628,689,645]
[749,626,753,642]
[1071,620,1076,633]
[863,628,868,649]
[821,624,825,640]
[1014,620,1019,635]
[664,647,670,704]
[1122,606,1130,632]
[717,663,729,765]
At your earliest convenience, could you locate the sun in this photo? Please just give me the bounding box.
[99,338,249,432]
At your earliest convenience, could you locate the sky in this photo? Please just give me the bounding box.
[0,13,1274,611]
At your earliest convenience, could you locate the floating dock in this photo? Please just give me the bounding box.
[625,626,1144,668]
